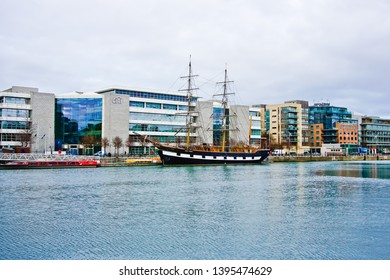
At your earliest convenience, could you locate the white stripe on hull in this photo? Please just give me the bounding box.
[162,150,262,161]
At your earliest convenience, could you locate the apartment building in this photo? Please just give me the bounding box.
[309,102,359,154]
[361,116,390,154]
[265,101,310,154]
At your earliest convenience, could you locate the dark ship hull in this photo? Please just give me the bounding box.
[157,146,269,165]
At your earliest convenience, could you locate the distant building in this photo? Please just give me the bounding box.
[311,123,324,149]
[265,101,310,154]
[55,91,103,155]
[54,87,197,155]
[0,86,54,153]
[249,106,262,146]
[361,116,390,154]
[196,100,263,148]
[309,102,358,154]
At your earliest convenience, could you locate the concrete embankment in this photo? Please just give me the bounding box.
[99,157,161,167]
[268,155,389,163]
[98,155,390,166]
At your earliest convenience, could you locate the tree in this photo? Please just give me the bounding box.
[125,136,134,155]
[101,137,110,154]
[81,135,96,155]
[20,121,36,149]
[112,136,123,156]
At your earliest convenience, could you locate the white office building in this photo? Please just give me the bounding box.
[0,86,54,153]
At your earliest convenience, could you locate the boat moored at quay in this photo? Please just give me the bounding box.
[0,159,100,169]
[149,59,270,166]
[157,145,269,165]
[0,154,101,169]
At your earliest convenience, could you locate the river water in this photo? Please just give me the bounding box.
[1,161,389,260]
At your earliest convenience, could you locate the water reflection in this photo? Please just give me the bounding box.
[316,162,390,179]
[1,162,389,260]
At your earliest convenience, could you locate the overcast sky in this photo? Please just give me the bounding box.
[1,0,390,117]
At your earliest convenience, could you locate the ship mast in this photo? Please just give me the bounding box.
[179,56,198,150]
[215,68,234,152]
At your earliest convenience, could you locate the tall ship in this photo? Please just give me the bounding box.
[148,60,270,165]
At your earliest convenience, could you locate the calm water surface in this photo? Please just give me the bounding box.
[1,161,389,260]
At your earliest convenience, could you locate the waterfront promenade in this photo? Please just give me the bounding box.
[1,153,389,167]
[269,154,389,163]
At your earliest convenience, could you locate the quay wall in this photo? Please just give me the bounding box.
[269,155,389,163]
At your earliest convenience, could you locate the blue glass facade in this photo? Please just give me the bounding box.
[55,98,102,152]
[309,103,352,129]
[309,103,354,143]
[114,89,198,102]
[212,107,230,145]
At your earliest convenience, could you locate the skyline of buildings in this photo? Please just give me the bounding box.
[1,85,389,156]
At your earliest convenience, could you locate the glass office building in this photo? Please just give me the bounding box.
[55,96,102,155]
[95,87,199,156]
[0,86,54,153]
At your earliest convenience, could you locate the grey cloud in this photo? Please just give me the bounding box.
[1,0,389,117]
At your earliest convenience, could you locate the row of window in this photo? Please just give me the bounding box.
[0,96,30,105]
[129,112,186,123]
[1,133,24,142]
[339,131,358,135]
[249,111,261,117]
[363,125,390,131]
[130,101,188,111]
[0,109,30,118]
[362,131,390,136]
[115,89,198,103]
[129,123,184,133]
[0,121,30,130]
[339,136,358,141]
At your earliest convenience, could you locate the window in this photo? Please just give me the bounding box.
[130,101,144,108]
[0,121,30,130]
[129,112,186,123]
[1,96,29,105]
[163,104,177,110]
[129,123,183,132]
[146,102,161,109]
[0,109,30,118]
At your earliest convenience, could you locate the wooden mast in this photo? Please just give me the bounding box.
[215,68,234,152]
[179,56,198,151]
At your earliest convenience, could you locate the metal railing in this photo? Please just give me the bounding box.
[0,153,97,161]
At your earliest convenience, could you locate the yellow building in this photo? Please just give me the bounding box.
[266,101,310,154]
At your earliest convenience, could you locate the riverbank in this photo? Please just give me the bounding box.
[98,154,390,166]
[268,154,389,163]
[99,157,161,167]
